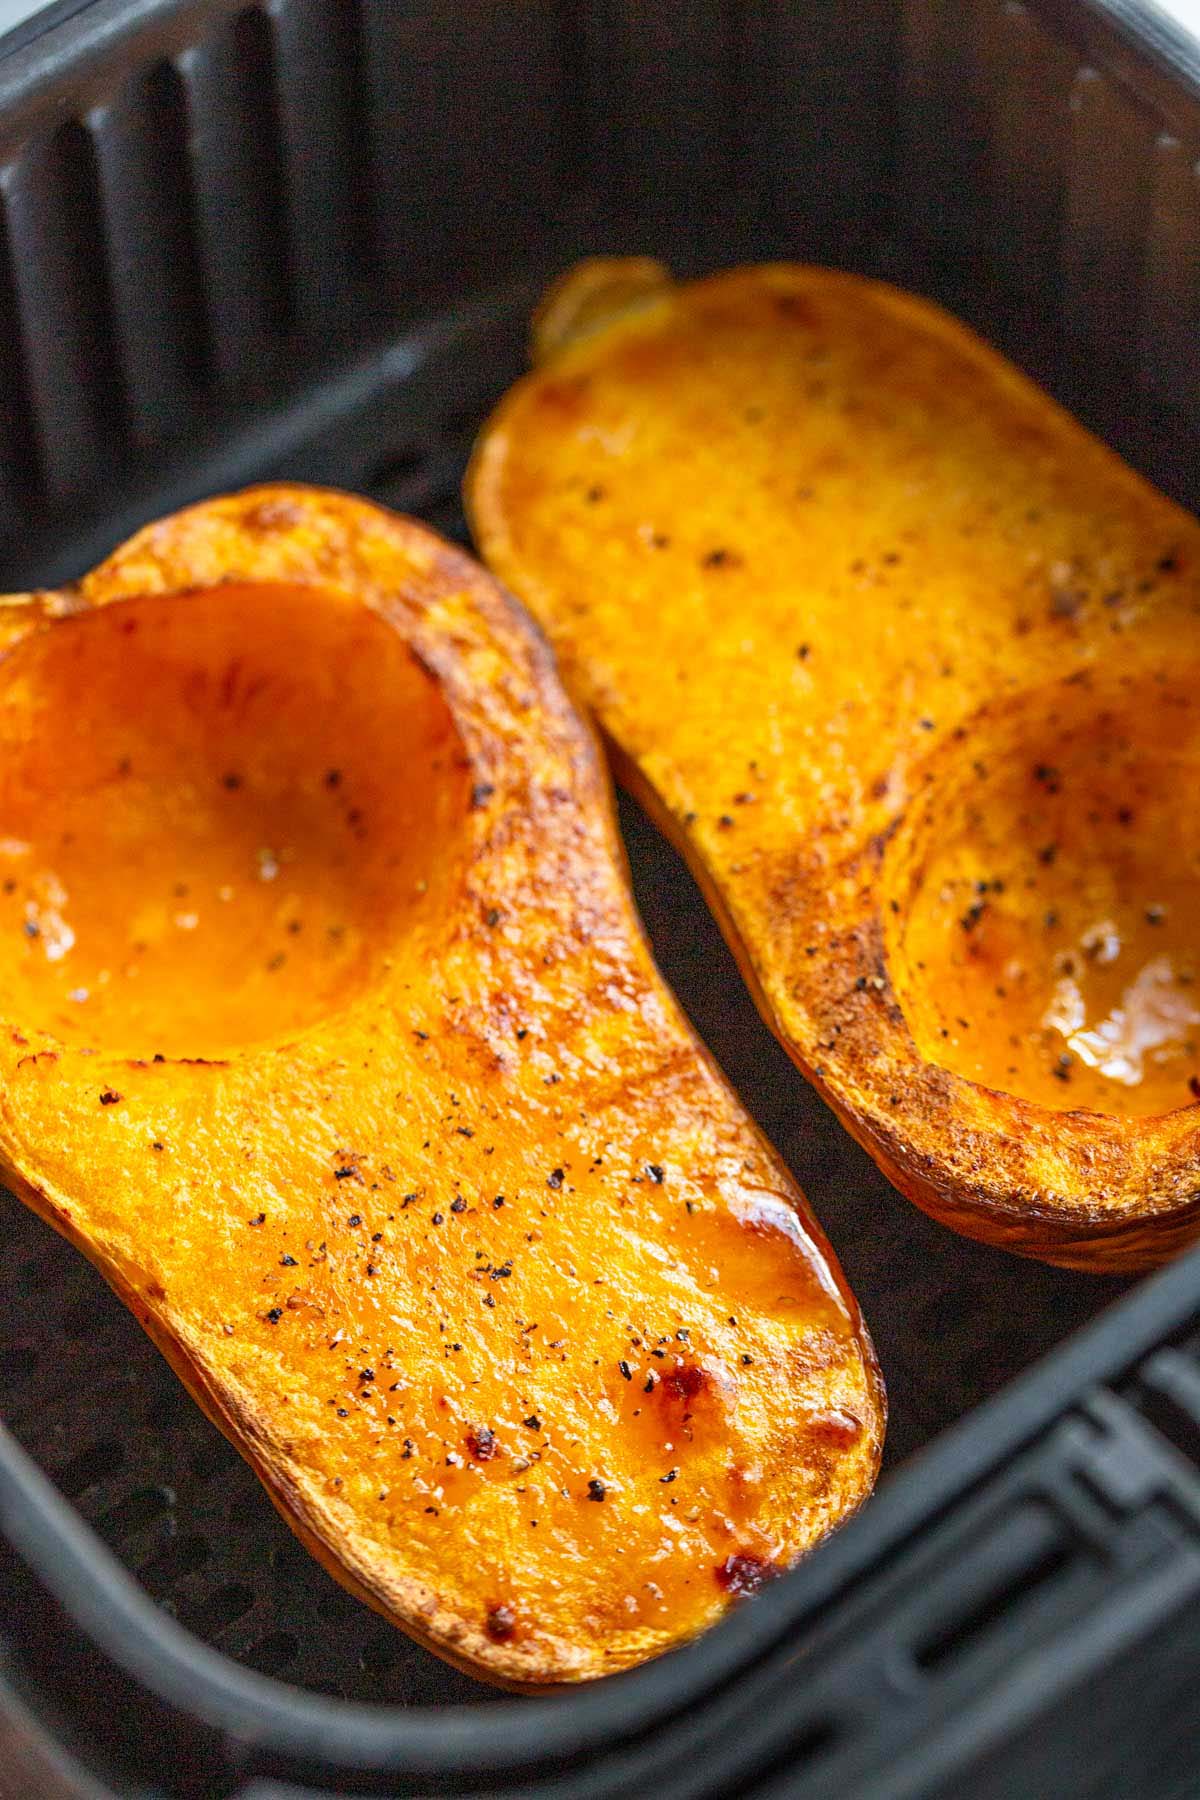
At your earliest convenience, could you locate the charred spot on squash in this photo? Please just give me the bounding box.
[466,1425,499,1462]
[485,1602,517,1642]
[659,1362,709,1403]
[714,1553,779,1599]
[0,583,472,1059]
[243,498,303,534]
[806,1408,864,1447]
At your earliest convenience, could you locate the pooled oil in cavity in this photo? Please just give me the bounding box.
[898,874,1200,1116]
[0,775,390,1058]
[884,669,1200,1117]
[1042,926,1200,1090]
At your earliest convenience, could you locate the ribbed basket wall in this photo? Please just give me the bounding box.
[0,0,1194,559]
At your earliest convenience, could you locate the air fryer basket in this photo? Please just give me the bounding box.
[0,1,1198,1796]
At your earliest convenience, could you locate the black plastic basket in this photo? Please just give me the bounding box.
[0,2,1198,1795]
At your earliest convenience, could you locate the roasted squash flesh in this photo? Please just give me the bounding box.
[468,262,1200,1270]
[0,487,882,1684]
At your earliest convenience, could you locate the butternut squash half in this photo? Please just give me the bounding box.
[0,486,882,1685]
[469,261,1200,1272]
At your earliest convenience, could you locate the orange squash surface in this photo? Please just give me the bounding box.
[469,261,1200,1271]
[0,486,883,1684]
